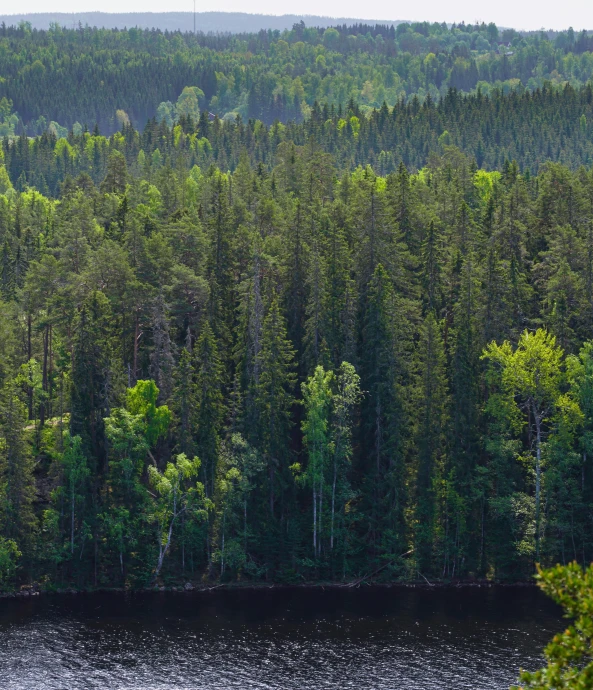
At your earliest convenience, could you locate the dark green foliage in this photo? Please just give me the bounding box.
[0,32,592,588]
[512,562,593,689]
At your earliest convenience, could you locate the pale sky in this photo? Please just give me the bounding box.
[4,0,593,31]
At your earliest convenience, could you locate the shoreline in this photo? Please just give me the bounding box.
[0,578,539,599]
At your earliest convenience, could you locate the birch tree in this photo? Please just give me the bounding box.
[482,329,565,563]
[302,365,333,557]
[328,362,360,553]
[149,453,209,581]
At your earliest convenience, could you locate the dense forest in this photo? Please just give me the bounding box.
[0,21,593,592]
[0,20,593,133]
[2,83,593,198]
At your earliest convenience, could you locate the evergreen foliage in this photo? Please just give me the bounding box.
[0,23,593,591]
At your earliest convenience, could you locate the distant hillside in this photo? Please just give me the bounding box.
[0,12,407,33]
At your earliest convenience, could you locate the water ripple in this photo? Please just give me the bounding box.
[0,587,562,690]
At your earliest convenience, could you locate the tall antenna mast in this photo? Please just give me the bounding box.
[193,0,196,35]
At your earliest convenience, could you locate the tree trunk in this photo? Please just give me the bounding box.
[27,313,33,419]
[155,519,175,581]
[71,490,75,554]
[534,404,542,564]
[133,311,140,383]
[40,324,49,427]
[331,453,337,551]
[318,476,323,557]
[313,483,317,553]
[221,508,226,577]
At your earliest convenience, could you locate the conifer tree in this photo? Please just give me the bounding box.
[360,264,409,561]
[414,312,448,573]
[195,321,225,497]
[70,290,112,468]
[255,296,296,519]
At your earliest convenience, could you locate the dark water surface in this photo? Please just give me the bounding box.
[0,586,562,689]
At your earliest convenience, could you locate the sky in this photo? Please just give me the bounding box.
[5,0,593,31]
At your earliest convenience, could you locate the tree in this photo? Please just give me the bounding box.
[104,380,169,582]
[255,296,297,518]
[61,434,90,555]
[100,150,128,195]
[125,379,171,449]
[176,87,204,122]
[148,453,209,581]
[194,321,225,497]
[328,362,360,555]
[0,536,20,587]
[482,329,565,563]
[214,434,264,579]
[149,293,175,403]
[513,562,593,690]
[302,365,333,557]
[360,264,410,561]
[414,312,448,573]
[172,347,198,457]
[70,290,113,468]
[0,383,36,553]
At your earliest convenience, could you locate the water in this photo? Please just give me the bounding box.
[0,586,562,689]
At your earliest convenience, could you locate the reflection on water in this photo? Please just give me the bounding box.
[0,586,562,689]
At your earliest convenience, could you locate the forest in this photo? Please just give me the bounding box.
[0,21,593,592]
[0,20,593,133]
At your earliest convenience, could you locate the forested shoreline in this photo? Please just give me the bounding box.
[0,122,592,590]
[0,20,592,593]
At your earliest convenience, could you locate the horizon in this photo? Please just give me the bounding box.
[0,6,591,32]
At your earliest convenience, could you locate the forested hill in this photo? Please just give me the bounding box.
[2,84,593,198]
[1,137,593,591]
[1,21,593,594]
[0,21,593,134]
[0,12,406,33]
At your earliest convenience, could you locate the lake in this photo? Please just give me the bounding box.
[0,585,562,689]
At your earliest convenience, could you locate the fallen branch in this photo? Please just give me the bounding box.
[418,572,435,587]
[345,549,414,588]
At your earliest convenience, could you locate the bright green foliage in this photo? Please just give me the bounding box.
[1,84,593,589]
[125,380,171,448]
[483,330,569,563]
[327,362,361,562]
[148,453,209,580]
[512,562,593,690]
[302,365,333,557]
[301,362,361,564]
[176,87,204,122]
[0,536,20,585]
